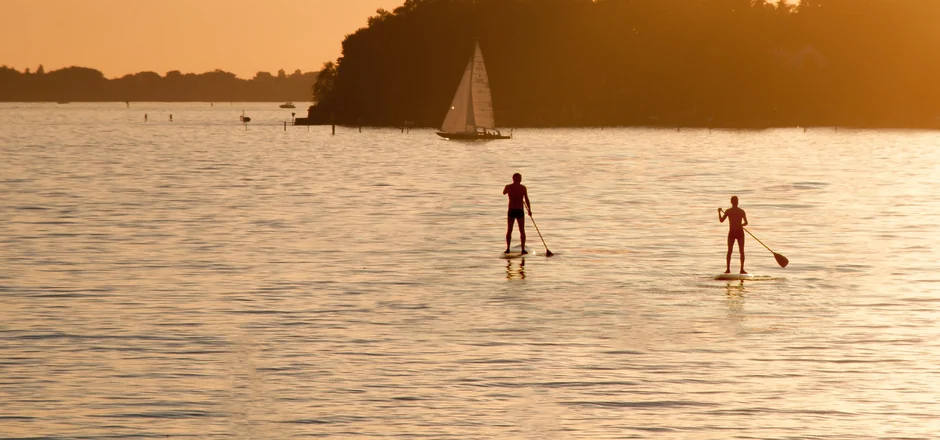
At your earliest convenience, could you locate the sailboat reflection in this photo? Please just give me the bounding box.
[506,258,526,280]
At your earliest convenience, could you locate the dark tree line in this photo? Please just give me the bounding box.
[0,66,318,102]
[307,0,940,128]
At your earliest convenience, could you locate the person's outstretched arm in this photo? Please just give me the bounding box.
[718,208,726,222]
[742,212,748,227]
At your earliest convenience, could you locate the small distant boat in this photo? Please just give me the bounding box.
[279,101,296,109]
[436,41,509,140]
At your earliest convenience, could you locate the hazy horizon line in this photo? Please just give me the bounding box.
[1,64,320,81]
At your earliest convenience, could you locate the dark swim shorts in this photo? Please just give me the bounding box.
[508,208,525,219]
[728,228,745,242]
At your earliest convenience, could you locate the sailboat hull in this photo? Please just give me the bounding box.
[436,132,510,140]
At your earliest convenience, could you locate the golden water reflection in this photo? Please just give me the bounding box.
[1,104,939,438]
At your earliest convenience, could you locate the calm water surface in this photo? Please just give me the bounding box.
[1,103,939,438]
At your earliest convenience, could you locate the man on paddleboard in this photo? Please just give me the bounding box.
[718,196,749,274]
[503,173,531,254]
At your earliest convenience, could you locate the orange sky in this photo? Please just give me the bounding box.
[0,0,405,79]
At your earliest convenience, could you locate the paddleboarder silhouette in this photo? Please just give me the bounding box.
[503,173,531,254]
[718,196,749,274]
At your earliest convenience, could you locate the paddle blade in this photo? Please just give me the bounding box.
[545,249,554,257]
[773,252,789,268]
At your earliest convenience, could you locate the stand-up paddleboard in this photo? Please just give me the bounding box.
[500,245,532,259]
[714,273,776,281]
[715,273,753,280]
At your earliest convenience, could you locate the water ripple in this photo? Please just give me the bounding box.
[1,104,938,438]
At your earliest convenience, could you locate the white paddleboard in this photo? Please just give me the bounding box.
[714,273,776,281]
[500,245,532,259]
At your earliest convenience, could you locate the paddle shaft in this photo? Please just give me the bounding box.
[743,227,775,253]
[526,204,553,256]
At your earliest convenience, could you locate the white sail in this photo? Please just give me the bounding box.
[440,58,474,133]
[440,41,496,133]
[470,43,495,129]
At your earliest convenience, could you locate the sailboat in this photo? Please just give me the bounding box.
[436,41,510,140]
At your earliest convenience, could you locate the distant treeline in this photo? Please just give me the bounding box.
[308,0,940,128]
[0,66,318,102]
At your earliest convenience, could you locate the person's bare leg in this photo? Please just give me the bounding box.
[738,238,747,274]
[725,235,733,273]
[505,217,514,253]
[518,217,527,254]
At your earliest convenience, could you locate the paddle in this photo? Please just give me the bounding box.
[526,205,554,257]
[744,228,789,268]
[720,208,788,268]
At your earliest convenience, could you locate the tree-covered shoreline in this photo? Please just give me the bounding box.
[307,0,940,129]
[0,66,317,103]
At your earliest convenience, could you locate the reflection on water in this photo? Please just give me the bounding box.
[506,258,526,280]
[724,281,747,326]
[1,103,940,438]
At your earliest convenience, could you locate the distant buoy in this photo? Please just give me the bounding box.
[242,117,251,123]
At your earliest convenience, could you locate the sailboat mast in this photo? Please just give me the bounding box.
[465,42,477,132]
